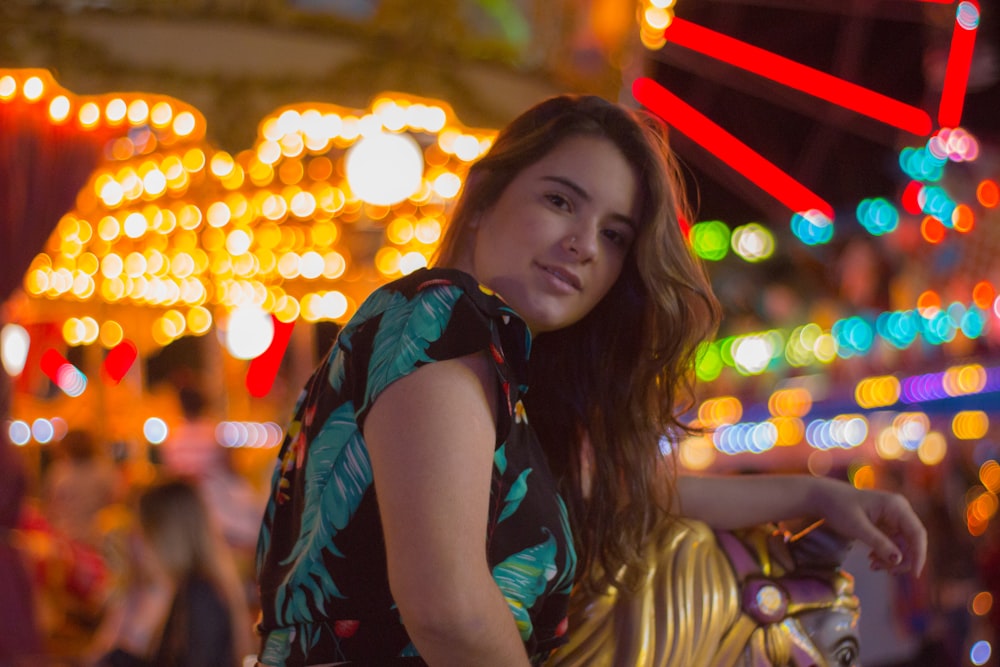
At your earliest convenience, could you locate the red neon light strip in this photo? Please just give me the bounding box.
[633,77,834,218]
[664,18,933,136]
[246,317,295,397]
[938,7,979,127]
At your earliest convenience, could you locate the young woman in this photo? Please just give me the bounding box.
[91,479,253,667]
[254,95,926,666]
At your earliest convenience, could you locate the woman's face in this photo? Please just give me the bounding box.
[458,135,640,333]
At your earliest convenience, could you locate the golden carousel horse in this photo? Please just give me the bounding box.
[548,519,860,667]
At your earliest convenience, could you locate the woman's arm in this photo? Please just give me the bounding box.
[676,473,927,575]
[364,352,532,667]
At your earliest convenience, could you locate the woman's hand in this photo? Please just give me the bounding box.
[677,473,928,576]
[807,477,927,576]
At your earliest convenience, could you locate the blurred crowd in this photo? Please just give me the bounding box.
[1,383,998,666]
[1,387,266,667]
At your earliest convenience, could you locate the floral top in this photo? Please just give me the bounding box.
[255,268,577,665]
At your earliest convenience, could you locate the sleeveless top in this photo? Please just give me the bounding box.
[255,268,577,665]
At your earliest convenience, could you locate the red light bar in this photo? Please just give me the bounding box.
[633,77,834,218]
[663,18,933,137]
[938,3,979,128]
[246,317,295,398]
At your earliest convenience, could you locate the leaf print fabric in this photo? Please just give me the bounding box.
[255,268,576,665]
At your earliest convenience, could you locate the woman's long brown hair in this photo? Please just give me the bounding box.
[138,478,254,659]
[435,95,721,594]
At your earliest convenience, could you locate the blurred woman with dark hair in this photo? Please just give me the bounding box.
[90,478,253,667]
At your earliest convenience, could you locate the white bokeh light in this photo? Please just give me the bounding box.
[225,305,275,360]
[345,131,424,206]
[1,323,30,376]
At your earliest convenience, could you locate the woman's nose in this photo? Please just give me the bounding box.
[563,228,597,260]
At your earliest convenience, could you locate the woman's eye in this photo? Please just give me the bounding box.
[545,193,571,210]
[601,228,629,248]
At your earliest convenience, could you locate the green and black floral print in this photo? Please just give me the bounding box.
[255,268,577,665]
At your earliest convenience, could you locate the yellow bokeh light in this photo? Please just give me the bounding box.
[80,316,99,344]
[206,201,232,228]
[99,179,125,207]
[151,317,175,347]
[644,7,674,31]
[25,269,47,295]
[210,151,235,178]
[290,191,317,218]
[62,318,84,345]
[852,465,876,490]
[875,427,905,460]
[186,306,213,334]
[375,247,401,276]
[980,460,1000,494]
[387,217,415,245]
[101,254,124,279]
[124,251,147,278]
[944,364,986,396]
[99,320,124,348]
[414,218,442,244]
[813,333,838,363]
[855,375,901,409]
[770,416,804,446]
[917,432,947,466]
[310,221,338,248]
[78,101,100,127]
[177,204,203,230]
[150,101,174,127]
[322,251,346,279]
[278,159,304,186]
[0,75,16,100]
[106,98,127,124]
[698,396,743,427]
[679,435,716,471]
[127,99,149,125]
[277,252,301,279]
[72,272,95,299]
[182,148,206,173]
[953,411,989,440]
[261,194,288,221]
[768,387,812,417]
[163,309,187,338]
[274,295,301,323]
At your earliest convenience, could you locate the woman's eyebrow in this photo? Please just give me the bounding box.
[541,175,636,229]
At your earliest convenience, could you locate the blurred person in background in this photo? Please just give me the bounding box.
[87,477,253,667]
[161,386,265,554]
[42,428,119,550]
[161,386,226,480]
